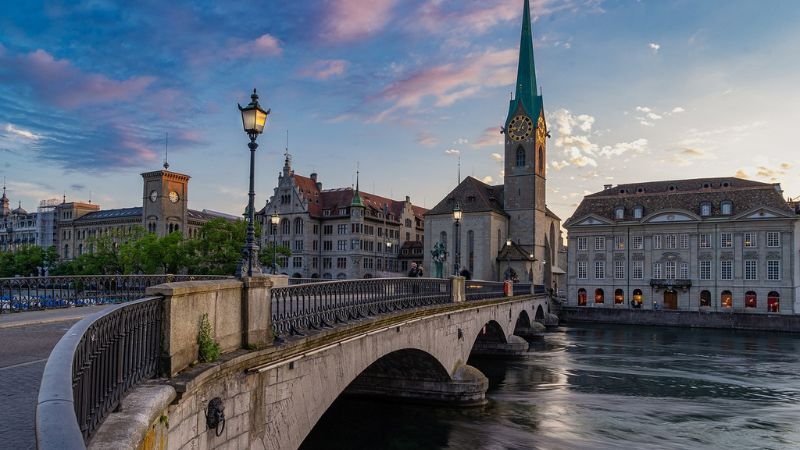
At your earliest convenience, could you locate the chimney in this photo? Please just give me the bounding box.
[316,182,322,190]
[405,196,410,203]
[604,184,612,190]
[310,173,317,182]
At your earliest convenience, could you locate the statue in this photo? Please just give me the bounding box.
[431,240,446,278]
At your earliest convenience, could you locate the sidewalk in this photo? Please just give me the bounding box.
[0,305,112,329]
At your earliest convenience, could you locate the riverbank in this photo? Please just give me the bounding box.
[559,306,800,333]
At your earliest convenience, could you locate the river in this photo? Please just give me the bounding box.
[301,324,800,449]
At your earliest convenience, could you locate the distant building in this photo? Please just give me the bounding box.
[257,155,426,279]
[0,186,38,252]
[564,177,800,314]
[424,0,564,287]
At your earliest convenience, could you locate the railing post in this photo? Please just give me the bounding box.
[241,275,274,349]
[451,276,465,303]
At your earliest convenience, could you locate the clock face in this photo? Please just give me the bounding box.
[536,116,546,143]
[509,115,533,141]
[169,191,179,203]
[149,190,158,202]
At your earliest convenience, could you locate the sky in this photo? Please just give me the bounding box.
[1,0,799,223]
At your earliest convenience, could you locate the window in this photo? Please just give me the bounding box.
[292,257,302,268]
[679,262,688,279]
[720,260,732,280]
[615,289,625,304]
[577,261,587,279]
[700,290,711,307]
[680,234,689,249]
[338,208,347,215]
[323,240,332,251]
[665,261,676,279]
[721,201,732,215]
[700,203,711,216]
[744,232,756,248]
[699,233,711,249]
[323,225,333,235]
[614,260,624,279]
[720,232,732,248]
[312,257,318,269]
[313,224,319,235]
[351,239,360,250]
[632,261,643,279]
[363,258,374,269]
[721,290,732,308]
[594,237,605,251]
[578,288,587,306]
[516,147,525,167]
[337,224,347,234]
[767,260,781,281]
[653,235,662,249]
[699,261,711,280]
[745,260,757,280]
[281,218,290,234]
[653,262,662,279]
[768,292,780,312]
[467,230,475,273]
[632,235,643,249]
[767,232,780,247]
[577,237,588,251]
[615,236,625,250]
[595,261,605,279]
[336,257,347,269]
[294,240,304,251]
[594,289,605,304]
[745,291,757,308]
[294,218,304,234]
[312,240,318,251]
[337,240,347,251]
[633,206,643,219]
[666,234,677,249]
[323,257,332,269]
[615,207,624,220]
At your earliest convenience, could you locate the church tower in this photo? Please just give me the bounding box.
[504,0,547,254]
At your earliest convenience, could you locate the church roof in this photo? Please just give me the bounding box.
[506,0,543,126]
[566,177,793,225]
[75,207,142,222]
[426,176,507,217]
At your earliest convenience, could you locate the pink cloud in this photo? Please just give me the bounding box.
[228,34,283,59]
[1,49,154,109]
[300,59,348,80]
[321,0,397,43]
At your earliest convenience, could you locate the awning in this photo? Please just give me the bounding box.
[550,266,566,275]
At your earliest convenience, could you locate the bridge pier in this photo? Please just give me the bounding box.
[344,364,488,406]
[513,321,546,342]
[470,334,529,358]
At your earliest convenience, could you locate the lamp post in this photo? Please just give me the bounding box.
[386,241,392,272]
[505,238,512,280]
[236,89,270,278]
[452,203,462,276]
[270,211,279,274]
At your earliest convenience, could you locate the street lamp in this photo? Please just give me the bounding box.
[270,211,279,274]
[505,238,512,280]
[452,203,462,276]
[236,89,271,278]
[386,241,392,272]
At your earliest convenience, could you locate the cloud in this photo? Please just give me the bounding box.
[4,123,41,141]
[649,42,660,52]
[299,59,348,80]
[473,127,503,148]
[672,107,685,113]
[646,112,662,120]
[598,138,648,157]
[453,138,469,145]
[490,152,503,162]
[70,184,86,191]
[445,148,460,155]
[551,160,570,170]
[251,34,282,56]
[416,131,438,146]
[635,106,651,113]
[0,49,155,109]
[735,170,749,179]
[321,0,397,43]
[481,175,494,184]
[372,49,517,121]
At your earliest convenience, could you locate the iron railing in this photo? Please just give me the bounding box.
[1,274,230,313]
[272,277,452,338]
[465,280,506,301]
[287,277,328,285]
[37,296,163,448]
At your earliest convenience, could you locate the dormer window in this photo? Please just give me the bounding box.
[668,185,677,192]
[633,206,643,219]
[323,209,331,216]
[615,207,624,220]
[721,201,732,215]
[702,182,711,189]
[636,187,645,194]
[700,202,711,216]
[722,181,730,188]
[338,208,347,215]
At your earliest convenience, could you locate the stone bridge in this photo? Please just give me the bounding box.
[39,277,551,450]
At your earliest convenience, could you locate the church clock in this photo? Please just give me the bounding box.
[508,115,533,141]
[536,116,546,144]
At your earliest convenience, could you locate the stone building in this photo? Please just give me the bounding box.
[564,177,800,314]
[424,0,564,286]
[257,155,426,279]
[0,185,39,253]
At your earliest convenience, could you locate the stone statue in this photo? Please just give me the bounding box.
[431,240,446,278]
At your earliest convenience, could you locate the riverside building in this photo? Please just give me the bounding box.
[564,177,800,314]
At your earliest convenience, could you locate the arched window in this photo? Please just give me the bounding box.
[577,288,587,306]
[538,147,544,173]
[700,290,711,307]
[336,273,347,279]
[721,201,733,215]
[467,230,475,273]
[768,291,780,313]
[323,273,332,279]
[516,146,525,167]
[405,219,412,227]
[594,288,605,304]
[745,291,757,308]
[700,202,711,216]
[721,290,733,308]
[281,218,290,235]
[614,289,624,304]
[615,207,624,220]
[632,289,643,307]
[294,217,304,234]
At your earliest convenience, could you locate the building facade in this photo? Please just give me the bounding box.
[0,186,39,253]
[424,0,563,286]
[258,156,426,279]
[564,177,800,314]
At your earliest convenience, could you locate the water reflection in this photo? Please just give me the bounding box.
[301,325,800,449]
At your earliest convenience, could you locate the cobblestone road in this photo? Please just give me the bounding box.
[0,307,108,449]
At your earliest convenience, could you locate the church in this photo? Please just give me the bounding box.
[424,0,564,288]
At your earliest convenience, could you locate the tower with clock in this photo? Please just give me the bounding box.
[141,163,190,236]
[503,0,547,258]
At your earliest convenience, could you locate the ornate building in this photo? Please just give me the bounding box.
[257,155,426,279]
[424,0,564,286]
[564,178,800,313]
[0,185,39,253]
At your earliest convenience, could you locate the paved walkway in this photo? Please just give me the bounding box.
[0,306,110,449]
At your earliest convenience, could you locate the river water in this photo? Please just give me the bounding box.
[301,324,800,450]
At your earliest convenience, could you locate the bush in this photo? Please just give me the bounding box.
[197,313,220,362]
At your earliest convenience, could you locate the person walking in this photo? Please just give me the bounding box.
[408,262,419,277]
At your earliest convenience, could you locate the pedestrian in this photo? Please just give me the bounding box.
[459,268,471,280]
[408,262,419,277]
[416,264,423,277]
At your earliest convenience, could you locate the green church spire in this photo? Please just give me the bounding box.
[507,0,542,126]
[351,169,364,207]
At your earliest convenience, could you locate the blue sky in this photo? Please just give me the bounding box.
[1,0,799,222]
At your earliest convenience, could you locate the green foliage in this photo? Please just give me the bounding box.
[197,313,220,363]
[0,245,54,277]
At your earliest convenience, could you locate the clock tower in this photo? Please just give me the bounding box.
[504,0,547,256]
[142,164,190,237]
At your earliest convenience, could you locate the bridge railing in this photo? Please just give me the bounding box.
[0,274,231,313]
[465,280,506,301]
[272,277,452,338]
[36,296,163,448]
